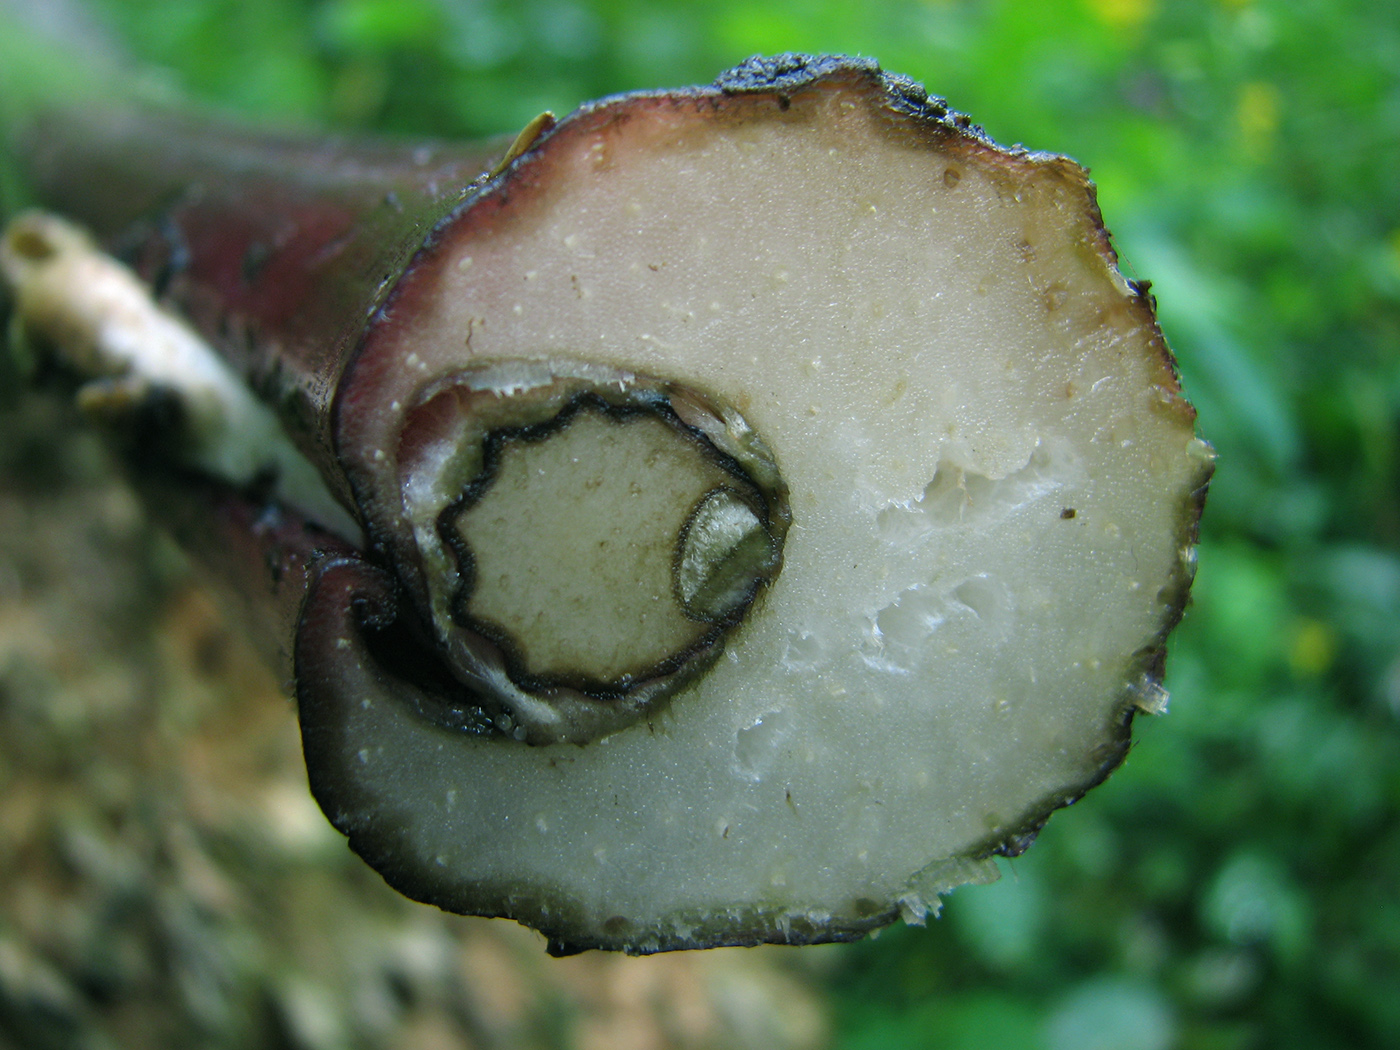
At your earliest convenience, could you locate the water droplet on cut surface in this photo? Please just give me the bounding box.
[953,575,1004,620]
[735,710,791,780]
[782,631,825,669]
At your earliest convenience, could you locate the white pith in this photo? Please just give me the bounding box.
[453,411,730,681]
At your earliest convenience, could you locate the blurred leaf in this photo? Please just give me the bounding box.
[947,858,1048,972]
[844,992,1043,1050]
[1045,979,1175,1050]
[1202,852,1311,965]
[318,0,445,52]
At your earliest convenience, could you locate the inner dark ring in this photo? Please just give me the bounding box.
[436,390,779,701]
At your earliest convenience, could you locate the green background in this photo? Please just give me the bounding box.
[9,0,1400,1046]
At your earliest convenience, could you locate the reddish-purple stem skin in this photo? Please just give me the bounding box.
[20,107,503,498]
[138,467,363,677]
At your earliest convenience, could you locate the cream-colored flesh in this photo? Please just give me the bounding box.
[452,410,730,682]
[340,87,1209,945]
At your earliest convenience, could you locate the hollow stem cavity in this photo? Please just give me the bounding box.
[396,361,788,744]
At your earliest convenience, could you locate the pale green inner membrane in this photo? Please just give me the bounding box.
[676,489,770,620]
[452,410,734,683]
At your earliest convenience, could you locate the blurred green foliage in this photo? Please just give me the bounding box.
[22,0,1400,1045]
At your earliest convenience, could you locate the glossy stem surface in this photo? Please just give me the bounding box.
[13,101,505,501]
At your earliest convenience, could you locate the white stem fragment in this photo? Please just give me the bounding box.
[0,210,356,538]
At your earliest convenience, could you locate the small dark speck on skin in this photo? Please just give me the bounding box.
[1061,508,1077,519]
[241,241,271,284]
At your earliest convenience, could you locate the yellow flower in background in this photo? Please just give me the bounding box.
[1088,0,1156,30]
[1238,80,1281,160]
[1289,618,1338,678]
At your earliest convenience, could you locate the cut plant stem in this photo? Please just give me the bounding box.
[2,48,1213,955]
